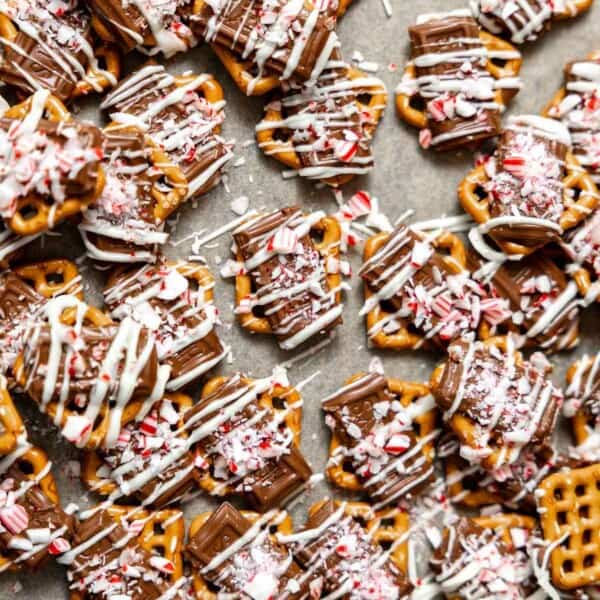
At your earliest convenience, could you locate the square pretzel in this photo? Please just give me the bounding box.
[104,259,225,390]
[67,506,186,600]
[431,335,561,470]
[234,209,343,349]
[13,295,164,450]
[459,116,599,257]
[256,63,387,187]
[537,464,600,589]
[0,7,120,103]
[100,62,233,200]
[79,123,188,264]
[361,227,502,350]
[81,392,198,508]
[1,92,105,236]
[188,373,312,511]
[323,372,437,508]
[396,14,522,151]
[187,503,299,598]
[0,443,74,572]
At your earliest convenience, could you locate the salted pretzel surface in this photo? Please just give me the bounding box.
[235,214,342,336]
[2,94,105,236]
[537,463,600,589]
[326,373,436,496]
[396,31,522,134]
[80,392,194,502]
[362,229,469,350]
[459,151,599,257]
[196,374,303,497]
[256,66,387,187]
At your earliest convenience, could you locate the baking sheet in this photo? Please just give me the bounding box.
[2,0,600,596]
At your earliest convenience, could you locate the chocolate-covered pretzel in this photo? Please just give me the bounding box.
[360,224,510,350]
[185,373,312,512]
[396,10,522,151]
[0,439,75,572]
[323,371,438,509]
[0,0,119,102]
[79,126,187,264]
[256,60,387,186]
[191,0,339,95]
[232,206,344,350]
[431,336,562,469]
[186,503,307,598]
[88,0,196,57]
[100,62,233,200]
[103,259,225,390]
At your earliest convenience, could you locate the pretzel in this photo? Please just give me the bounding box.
[187,505,295,598]
[0,221,39,268]
[194,373,308,507]
[431,335,562,470]
[537,463,600,589]
[191,0,338,96]
[13,259,82,300]
[68,506,185,600]
[1,93,105,237]
[0,7,120,103]
[256,65,387,186]
[361,227,502,351]
[100,63,233,201]
[0,378,23,456]
[0,443,72,573]
[80,123,188,263]
[459,118,599,257]
[234,209,343,349]
[324,372,437,508]
[396,15,522,151]
[80,392,197,507]
[13,296,162,450]
[104,259,225,390]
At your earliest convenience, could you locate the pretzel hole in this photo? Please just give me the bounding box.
[268,524,279,534]
[380,517,395,528]
[379,299,397,315]
[554,488,564,500]
[377,538,393,551]
[154,544,165,557]
[474,185,487,203]
[18,203,42,222]
[563,559,574,573]
[558,511,567,525]
[342,457,355,473]
[579,505,590,519]
[584,529,592,544]
[309,229,324,245]
[357,92,373,107]
[17,459,34,475]
[153,522,164,535]
[271,396,286,410]
[409,95,425,113]
[585,555,595,568]
[490,56,509,69]
[156,175,175,194]
[273,127,291,143]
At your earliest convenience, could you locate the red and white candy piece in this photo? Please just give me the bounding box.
[62,415,92,445]
[0,503,28,535]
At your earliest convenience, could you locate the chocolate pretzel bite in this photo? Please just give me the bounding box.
[470,250,581,352]
[0,259,81,385]
[0,90,105,237]
[431,335,562,470]
[88,0,196,57]
[190,0,339,95]
[13,294,168,450]
[360,225,510,351]
[103,259,226,390]
[230,206,345,351]
[256,58,387,187]
[81,393,199,509]
[0,424,76,573]
[460,114,599,258]
[185,372,312,512]
[322,371,438,509]
[0,0,120,103]
[79,124,187,264]
[430,513,540,598]
[564,352,600,462]
[285,499,411,598]
[186,502,308,598]
[470,0,593,44]
[60,506,189,599]
[395,10,522,152]
[100,62,233,201]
